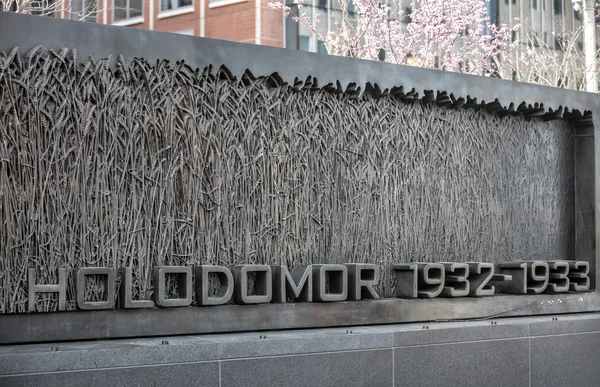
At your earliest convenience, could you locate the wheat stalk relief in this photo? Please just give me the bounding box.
[0,46,576,313]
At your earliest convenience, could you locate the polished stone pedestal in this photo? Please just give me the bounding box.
[1,313,600,387]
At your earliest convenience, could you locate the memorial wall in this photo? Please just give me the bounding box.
[0,12,598,346]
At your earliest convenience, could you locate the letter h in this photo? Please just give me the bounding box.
[28,268,67,312]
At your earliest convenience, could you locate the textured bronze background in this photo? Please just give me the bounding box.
[0,48,574,313]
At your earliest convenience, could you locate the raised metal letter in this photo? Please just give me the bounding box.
[312,264,348,302]
[547,261,570,293]
[233,265,273,305]
[441,262,469,297]
[467,262,496,296]
[118,267,155,308]
[76,267,116,310]
[28,268,67,312]
[569,261,591,291]
[346,263,380,300]
[418,263,445,298]
[152,266,192,307]
[195,265,234,306]
[393,263,444,298]
[272,265,312,303]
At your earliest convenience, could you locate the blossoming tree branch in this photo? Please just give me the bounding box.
[269,0,598,90]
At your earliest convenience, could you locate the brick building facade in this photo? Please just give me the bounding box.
[54,0,284,48]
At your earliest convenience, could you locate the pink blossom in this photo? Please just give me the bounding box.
[269,0,514,75]
[269,0,594,90]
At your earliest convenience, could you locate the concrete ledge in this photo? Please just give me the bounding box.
[392,321,529,347]
[2,292,598,344]
[2,313,600,386]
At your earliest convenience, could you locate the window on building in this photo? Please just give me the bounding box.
[554,35,562,50]
[114,0,143,22]
[317,41,328,54]
[70,0,97,22]
[532,0,537,10]
[285,0,358,54]
[542,0,545,11]
[402,7,412,23]
[160,0,193,12]
[30,0,56,16]
[175,28,195,35]
[553,0,562,14]
[299,36,310,51]
[528,32,541,47]
[347,0,356,15]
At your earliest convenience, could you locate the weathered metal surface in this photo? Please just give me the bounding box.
[0,25,578,312]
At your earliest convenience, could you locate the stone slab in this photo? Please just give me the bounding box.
[220,349,393,387]
[0,361,219,387]
[530,332,600,387]
[394,338,529,387]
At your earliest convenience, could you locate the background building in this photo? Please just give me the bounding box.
[45,0,284,47]
[29,0,596,53]
[496,0,584,50]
